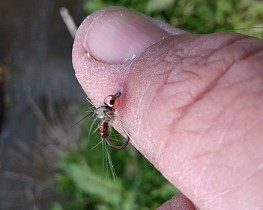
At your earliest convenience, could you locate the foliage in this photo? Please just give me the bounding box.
[52,105,177,210]
[84,0,263,37]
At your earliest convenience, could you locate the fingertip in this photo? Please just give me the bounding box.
[72,6,183,103]
[157,193,197,210]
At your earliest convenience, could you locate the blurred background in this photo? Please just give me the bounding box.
[0,0,262,210]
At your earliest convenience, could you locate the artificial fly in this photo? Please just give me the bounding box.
[83,91,130,180]
[96,92,130,150]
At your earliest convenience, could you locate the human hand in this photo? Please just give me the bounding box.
[72,7,263,210]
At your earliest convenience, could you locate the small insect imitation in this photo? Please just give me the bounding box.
[96,91,130,150]
[81,91,131,180]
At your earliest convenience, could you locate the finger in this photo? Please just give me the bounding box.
[157,193,197,210]
[72,6,185,105]
[72,6,263,209]
[123,32,263,209]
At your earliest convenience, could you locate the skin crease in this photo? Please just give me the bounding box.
[72,7,263,210]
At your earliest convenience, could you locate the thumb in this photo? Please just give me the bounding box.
[72,6,185,105]
[72,6,263,210]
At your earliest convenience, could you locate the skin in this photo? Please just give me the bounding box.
[72,7,263,210]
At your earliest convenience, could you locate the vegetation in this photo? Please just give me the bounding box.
[84,0,263,37]
[52,1,263,210]
[52,105,177,210]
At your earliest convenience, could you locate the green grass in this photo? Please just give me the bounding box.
[84,0,263,37]
[52,106,177,210]
[52,1,262,209]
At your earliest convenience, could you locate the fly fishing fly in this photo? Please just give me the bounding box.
[81,91,130,180]
[96,91,130,150]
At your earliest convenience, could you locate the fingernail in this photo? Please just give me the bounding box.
[84,8,171,64]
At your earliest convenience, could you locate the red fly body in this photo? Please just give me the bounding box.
[98,121,109,138]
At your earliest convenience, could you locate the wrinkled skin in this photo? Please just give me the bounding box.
[72,7,263,210]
